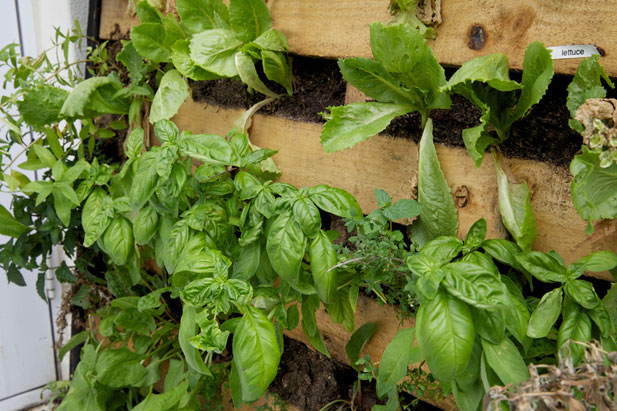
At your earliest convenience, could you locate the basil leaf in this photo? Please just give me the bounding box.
[454,338,482,392]
[149,70,188,123]
[442,262,510,310]
[588,305,613,337]
[95,348,147,388]
[233,307,280,402]
[482,239,522,270]
[132,380,188,411]
[190,29,243,77]
[463,218,486,253]
[266,212,306,286]
[180,132,235,165]
[293,197,321,238]
[557,300,592,364]
[130,151,159,210]
[345,322,377,372]
[565,279,600,309]
[501,277,530,345]
[416,290,474,382]
[473,308,506,344]
[320,102,413,153]
[418,236,463,263]
[494,155,537,251]
[308,230,337,304]
[452,379,484,411]
[176,0,229,33]
[377,327,420,397]
[411,119,458,248]
[568,250,617,279]
[301,294,330,357]
[102,216,133,266]
[481,337,529,385]
[179,306,212,376]
[527,288,562,338]
[308,185,362,219]
[515,251,567,283]
[229,0,271,42]
[133,205,159,245]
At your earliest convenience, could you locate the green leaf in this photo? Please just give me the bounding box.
[101,216,133,266]
[452,379,484,411]
[61,76,129,118]
[338,57,417,105]
[82,188,112,247]
[149,69,188,123]
[117,40,148,85]
[56,346,105,411]
[301,295,330,357]
[369,22,449,111]
[567,55,614,132]
[473,308,506,344]
[133,380,188,411]
[482,239,522,270]
[134,205,159,245]
[325,288,355,332]
[293,197,321,238]
[131,23,170,62]
[190,29,243,77]
[308,185,362,219]
[565,279,600,309]
[570,147,617,231]
[588,305,613,337]
[17,85,68,128]
[262,50,292,95]
[383,199,422,221]
[463,218,486,253]
[320,102,412,153]
[444,53,522,93]
[309,230,337,304]
[345,323,377,372]
[0,203,28,238]
[558,300,592,364]
[229,0,272,42]
[180,132,235,165]
[232,307,280,402]
[58,331,88,362]
[501,277,530,345]
[135,1,162,23]
[252,29,289,52]
[179,306,212,376]
[266,212,306,285]
[234,52,278,97]
[442,262,511,310]
[416,290,474,382]
[377,327,419,397]
[509,42,554,122]
[176,0,229,33]
[411,119,458,247]
[374,188,392,207]
[171,39,220,81]
[569,251,617,279]
[494,155,537,251]
[95,348,147,387]
[527,288,562,338]
[130,151,159,209]
[516,251,567,283]
[481,337,529,385]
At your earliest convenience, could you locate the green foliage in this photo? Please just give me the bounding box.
[319,22,449,152]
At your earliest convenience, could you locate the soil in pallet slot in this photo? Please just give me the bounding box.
[190,55,617,167]
[269,336,439,411]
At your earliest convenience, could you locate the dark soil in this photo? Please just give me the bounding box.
[191,55,346,124]
[190,55,617,168]
[269,337,438,411]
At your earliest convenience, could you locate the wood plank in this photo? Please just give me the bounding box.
[100,0,617,76]
[283,295,457,410]
[173,100,617,281]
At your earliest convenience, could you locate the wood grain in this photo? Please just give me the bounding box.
[173,100,616,281]
[100,0,617,76]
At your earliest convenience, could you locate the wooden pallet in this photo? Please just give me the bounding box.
[100,0,617,76]
[173,100,615,281]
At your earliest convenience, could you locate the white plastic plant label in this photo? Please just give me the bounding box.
[547,45,602,60]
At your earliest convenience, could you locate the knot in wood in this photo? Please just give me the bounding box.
[467,24,487,50]
[454,185,470,208]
